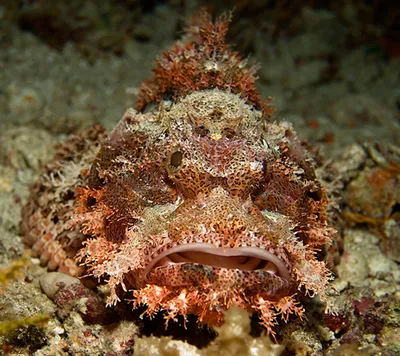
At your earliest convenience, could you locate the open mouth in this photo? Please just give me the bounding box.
[144,243,291,280]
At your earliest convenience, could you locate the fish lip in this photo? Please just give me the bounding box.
[143,243,291,281]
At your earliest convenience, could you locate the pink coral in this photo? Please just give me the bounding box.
[21,11,335,335]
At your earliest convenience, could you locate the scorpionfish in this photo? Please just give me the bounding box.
[21,11,335,334]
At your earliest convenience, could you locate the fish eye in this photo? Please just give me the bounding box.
[170,150,183,168]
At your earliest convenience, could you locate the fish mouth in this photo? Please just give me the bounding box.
[144,243,291,281]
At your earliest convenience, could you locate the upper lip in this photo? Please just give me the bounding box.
[143,243,291,280]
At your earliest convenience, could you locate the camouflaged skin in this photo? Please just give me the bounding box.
[21,12,335,334]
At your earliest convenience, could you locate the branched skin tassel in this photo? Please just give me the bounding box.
[21,11,335,335]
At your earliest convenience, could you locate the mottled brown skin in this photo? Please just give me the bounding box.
[22,126,107,276]
[21,12,335,334]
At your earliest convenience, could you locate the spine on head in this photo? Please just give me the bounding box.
[136,9,274,119]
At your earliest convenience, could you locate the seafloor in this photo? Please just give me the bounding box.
[0,1,399,355]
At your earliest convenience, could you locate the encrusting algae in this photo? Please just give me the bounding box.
[0,256,49,336]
